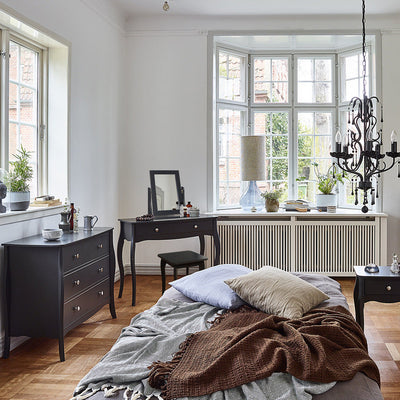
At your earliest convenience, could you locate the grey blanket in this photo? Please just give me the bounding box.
[71,294,336,400]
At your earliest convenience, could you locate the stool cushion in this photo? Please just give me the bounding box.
[169,264,252,310]
[158,250,208,266]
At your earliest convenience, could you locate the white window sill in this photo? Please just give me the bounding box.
[211,208,387,218]
[0,205,64,226]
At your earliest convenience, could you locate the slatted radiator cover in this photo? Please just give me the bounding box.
[206,219,383,276]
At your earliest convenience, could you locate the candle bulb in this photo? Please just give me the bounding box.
[335,130,342,153]
[343,133,349,153]
[391,130,398,153]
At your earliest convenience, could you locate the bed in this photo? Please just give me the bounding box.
[71,270,383,400]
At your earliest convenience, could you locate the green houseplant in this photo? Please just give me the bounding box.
[298,163,346,210]
[4,146,33,211]
[261,189,282,212]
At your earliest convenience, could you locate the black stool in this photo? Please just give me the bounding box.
[158,250,208,293]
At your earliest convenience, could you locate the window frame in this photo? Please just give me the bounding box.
[212,38,377,212]
[0,29,48,199]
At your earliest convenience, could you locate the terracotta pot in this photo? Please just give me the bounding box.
[265,198,279,212]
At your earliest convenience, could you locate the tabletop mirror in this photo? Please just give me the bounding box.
[149,170,185,217]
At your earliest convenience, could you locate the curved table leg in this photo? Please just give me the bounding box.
[117,227,125,299]
[199,235,205,255]
[130,240,137,306]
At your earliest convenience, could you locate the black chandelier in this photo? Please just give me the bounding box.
[330,0,400,213]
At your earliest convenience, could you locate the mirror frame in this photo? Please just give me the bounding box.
[149,170,184,216]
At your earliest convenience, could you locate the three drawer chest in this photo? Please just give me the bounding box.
[2,227,116,361]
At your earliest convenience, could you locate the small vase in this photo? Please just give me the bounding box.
[265,198,279,212]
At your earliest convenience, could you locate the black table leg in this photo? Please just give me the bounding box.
[130,240,136,306]
[213,232,221,266]
[199,235,205,255]
[117,227,125,299]
[109,231,117,319]
[58,335,65,362]
[353,277,364,330]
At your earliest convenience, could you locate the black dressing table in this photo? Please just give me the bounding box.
[117,215,220,306]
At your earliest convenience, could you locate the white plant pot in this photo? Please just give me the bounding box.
[315,193,337,210]
[9,191,30,211]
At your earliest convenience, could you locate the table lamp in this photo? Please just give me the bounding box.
[240,135,265,211]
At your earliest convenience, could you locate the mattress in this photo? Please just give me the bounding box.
[81,273,383,400]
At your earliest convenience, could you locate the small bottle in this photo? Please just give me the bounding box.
[179,203,184,218]
[186,201,192,216]
[391,253,399,274]
[69,203,75,231]
[73,207,79,233]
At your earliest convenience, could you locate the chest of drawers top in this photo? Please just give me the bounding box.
[3,227,112,248]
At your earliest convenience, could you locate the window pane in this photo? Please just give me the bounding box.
[298,82,313,103]
[8,41,39,199]
[298,59,313,81]
[219,52,245,102]
[345,55,358,79]
[20,87,37,124]
[315,82,331,103]
[315,59,331,81]
[298,136,313,157]
[254,57,288,103]
[218,108,244,207]
[297,111,333,202]
[298,58,332,103]
[254,111,289,201]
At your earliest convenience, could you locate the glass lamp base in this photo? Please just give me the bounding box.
[240,181,264,211]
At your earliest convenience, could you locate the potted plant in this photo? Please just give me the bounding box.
[261,189,282,212]
[298,163,346,210]
[4,146,33,211]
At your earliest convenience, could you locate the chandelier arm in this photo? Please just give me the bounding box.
[371,158,396,175]
[336,158,363,182]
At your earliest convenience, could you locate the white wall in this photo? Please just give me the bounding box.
[0,0,125,353]
[121,15,400,266]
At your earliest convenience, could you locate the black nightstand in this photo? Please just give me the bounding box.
[353,265,400,330]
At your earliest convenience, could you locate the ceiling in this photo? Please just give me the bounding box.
[111,0,400,17]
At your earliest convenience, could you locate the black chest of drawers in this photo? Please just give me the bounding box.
[2,227,116,361]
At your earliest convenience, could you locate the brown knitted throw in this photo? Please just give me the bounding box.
[148,305,380,400]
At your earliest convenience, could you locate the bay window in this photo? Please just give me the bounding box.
[214,39,374,210]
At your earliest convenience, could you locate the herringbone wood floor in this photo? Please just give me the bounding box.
[0,276,399,399]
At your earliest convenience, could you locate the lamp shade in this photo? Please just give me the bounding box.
[241,136,266,181]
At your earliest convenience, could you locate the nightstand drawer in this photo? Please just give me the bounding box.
[64,257,109,301]
[63,233,109,272]
[364,279,400,294]
[64,279,109,329]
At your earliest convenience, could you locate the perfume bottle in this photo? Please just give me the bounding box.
[391,253,399,273]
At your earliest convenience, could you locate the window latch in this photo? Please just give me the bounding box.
[0,50,9,58]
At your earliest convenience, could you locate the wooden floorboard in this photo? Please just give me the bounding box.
[0,275,399,399]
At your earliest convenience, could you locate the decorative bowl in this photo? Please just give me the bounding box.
[42,228,63,241]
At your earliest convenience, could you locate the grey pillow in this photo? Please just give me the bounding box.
[225,266,329,319]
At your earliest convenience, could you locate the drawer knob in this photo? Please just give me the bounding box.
[98,267,104,273]
[98,290,104,296]
[386,285,392,291]
[194,225,198,229]
[154,227,159,233]
[97,243,103,249]
[73,253,80,260]
[73,305,81,312]
[73,279,80,286]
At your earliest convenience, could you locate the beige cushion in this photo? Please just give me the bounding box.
[225,266,329,319]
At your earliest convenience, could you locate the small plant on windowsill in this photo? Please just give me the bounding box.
[4,146,33,211]
[261,189,283,212]
[297,163,347,210]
